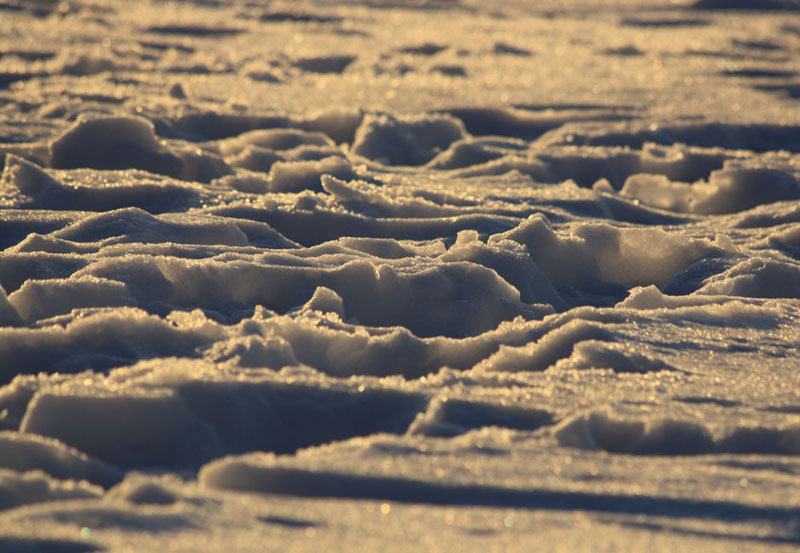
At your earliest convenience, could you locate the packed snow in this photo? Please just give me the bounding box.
[2,0,800,551]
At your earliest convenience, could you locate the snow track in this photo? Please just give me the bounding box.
[2,0,800,551]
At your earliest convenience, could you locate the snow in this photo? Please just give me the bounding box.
[2,0,800,551]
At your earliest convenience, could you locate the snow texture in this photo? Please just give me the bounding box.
[2,0,800,551]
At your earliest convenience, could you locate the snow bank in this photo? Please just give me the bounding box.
[1,154,60,196]
[50,117,183,177]
[425,138,510,170]
[8,275,134,323]
[617,285,738,309]
[11,359,428,469]
[20,389,224,470]
[407,397,552,437]
[4,167,204,213]
[268,156,355,192]
[0,285,20,326]
[198,456,445,502]
[104,473,180,505]
[0,308,223,382]
[554,412,714,455]
[0,431,121,487]
[555,340,674,373]
[493,214,714,288]
[0,469,101,511]
[217,129,334,157]
[78,255,547,338]
[5,1,800,548]
[51,207,250,247]
[697,257,800,298]
[556,411,800,456]
[621,166,800,214]
[351,113,467,166]
[440,228,567,308]
[475,319,612,372]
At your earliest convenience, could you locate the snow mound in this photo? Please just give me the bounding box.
[50,117,182,177]
[352,113,467,166]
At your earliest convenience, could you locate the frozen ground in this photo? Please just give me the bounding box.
[2,0,800,550]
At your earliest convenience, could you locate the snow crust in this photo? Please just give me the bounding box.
[2,0,800,551]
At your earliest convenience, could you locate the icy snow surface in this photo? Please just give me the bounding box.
[3,0,800,550]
